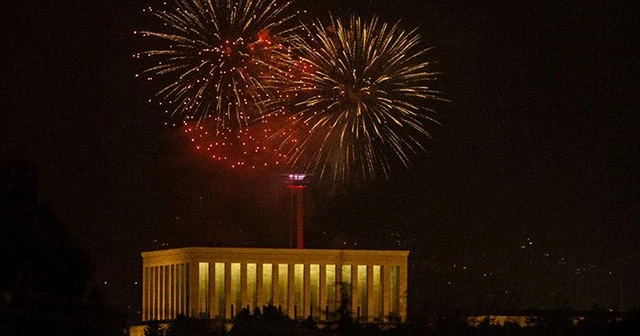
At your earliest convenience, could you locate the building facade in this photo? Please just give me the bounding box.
[140,247,408,323]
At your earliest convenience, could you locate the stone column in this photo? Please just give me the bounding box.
[142,267,148,321]
[240,263,248,310]
[272,264,279,310]
[335,265,342,314]
[179,264,186,316]
[256,263,264,307]
[287,264,295,318]
[168,265,174,319]
[224,263,232,319]
[303,264,311,318]
[165,266,171,319]
[159,265,165,320]
[319,264,327,321]
[382,265,391,321]
[150,266,155,320]
[398,264,408,322]
[366,265,375,322]
[209,263,217,319]
[188,263,199,318]
[153,267,159,320]
[351,265,359,320]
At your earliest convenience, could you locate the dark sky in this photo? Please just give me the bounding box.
[2,0,638,315]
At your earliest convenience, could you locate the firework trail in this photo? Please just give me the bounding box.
[267,15,446,186]
[134,0,299,131]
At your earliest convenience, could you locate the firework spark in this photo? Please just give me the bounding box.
[134,0,299,131]
[268,15,446,186]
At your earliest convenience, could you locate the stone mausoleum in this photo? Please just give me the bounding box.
[130,247,408,335]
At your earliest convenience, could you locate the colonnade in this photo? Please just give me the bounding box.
[141,248,408,323]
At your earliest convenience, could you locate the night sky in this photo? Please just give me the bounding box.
[2,0,638,317]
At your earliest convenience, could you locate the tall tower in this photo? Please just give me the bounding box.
[283,173,310,249]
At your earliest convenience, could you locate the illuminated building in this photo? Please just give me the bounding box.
[130,247,408,335]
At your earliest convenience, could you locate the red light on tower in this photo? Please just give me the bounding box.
[283,173,311,249]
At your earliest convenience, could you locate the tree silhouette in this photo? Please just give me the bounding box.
[144,319,164,336]
[1,155,91,302]
[165,314,209,336]
[1,155,123,335]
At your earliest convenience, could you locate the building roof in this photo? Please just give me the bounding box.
[141,247,409,266]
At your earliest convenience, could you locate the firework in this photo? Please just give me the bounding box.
[183,111,290,170]
[268,15,445,186]
[134,0,299,131]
